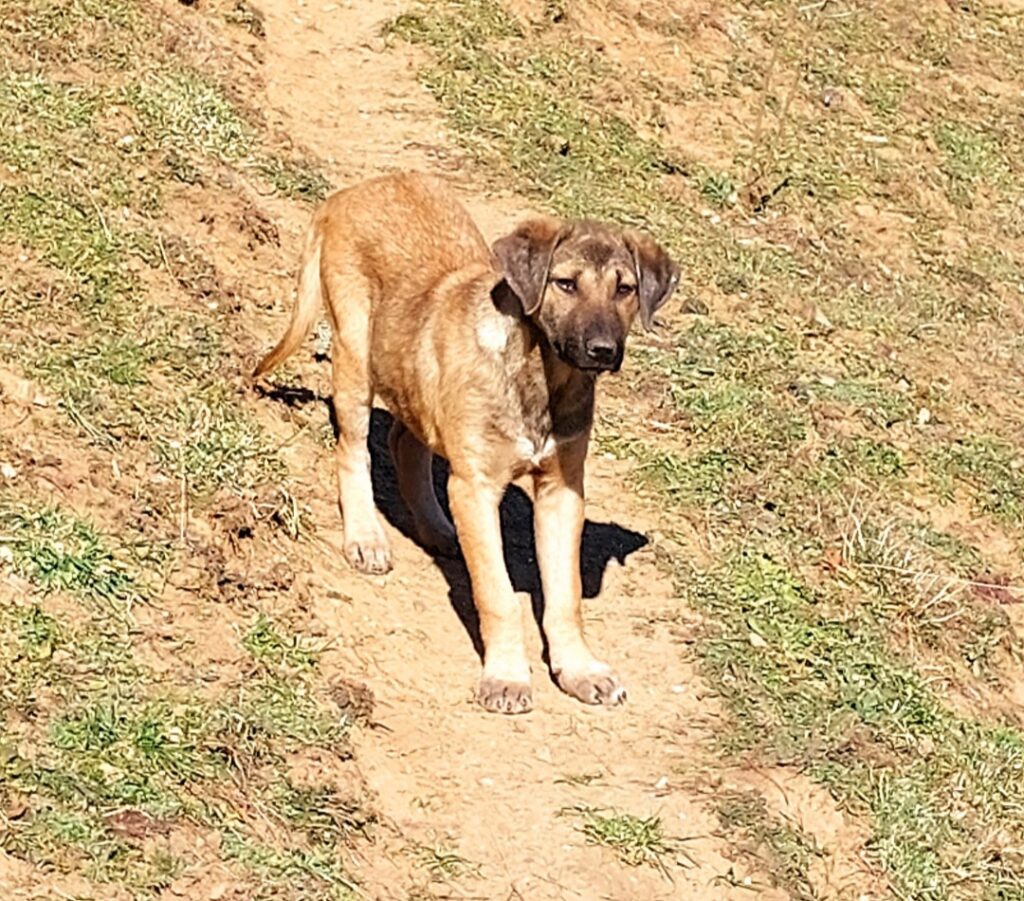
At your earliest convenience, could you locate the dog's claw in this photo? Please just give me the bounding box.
[477,677,533,715]
[343,534,393,575]
[556,665,627,706]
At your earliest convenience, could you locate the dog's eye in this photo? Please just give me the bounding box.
[552,278,577,294]
[616,283,636,297]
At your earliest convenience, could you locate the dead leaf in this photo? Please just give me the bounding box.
[104,809,173,840]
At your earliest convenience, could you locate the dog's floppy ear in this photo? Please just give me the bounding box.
[492,217,569,315]
[625,231,680,330]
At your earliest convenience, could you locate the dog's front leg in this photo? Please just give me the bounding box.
[534,440,627,706]
[448,473,533,714]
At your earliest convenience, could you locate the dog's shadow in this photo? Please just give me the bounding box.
[261,384,648,661]
[366,410,649,660]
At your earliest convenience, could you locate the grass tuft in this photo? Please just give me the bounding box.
[563,805,686,872]
[716,791,821,901]
[931,438,1024,529]
[243,615,321,670]
[0,503,144,606]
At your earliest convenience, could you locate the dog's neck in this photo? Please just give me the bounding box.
[492,281,597,442]
[538,337,597,441]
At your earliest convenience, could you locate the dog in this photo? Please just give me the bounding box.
[254,172,678,714]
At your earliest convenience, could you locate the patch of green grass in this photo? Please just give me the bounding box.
[386,0,691,234]
[716,790,821,901]
[128,68,255,163]
[565,805,685,872]
[0,186,140,310]
[838,516,1013,677]
[34,333,156,403]
[16,604,62,656]
[713,243,800,297]
[598,433,743,508]
[387,0,521,48]
[223,831,357,901]
[3,666,356,891]
[47,699,223,808]
[0,74,101,171]
[243,615,320,671]
[0,599,141,713]
[691,552,1024,897]
[219,676,348,761]
[699,170,736,207]
[811,377,913,428]
[0,0,146,66]
[908,522,981,578]
[935,121,1010,208]
[0,503,144,606]
[268,779,373,846]
[674,383,806,455]
[931,438,1024,528]
[154,387,285,500]
[861,71,909,119]
[810,438,908,492]
[652,321,797,384]
[4,804,182,895]
[256,155,331,202]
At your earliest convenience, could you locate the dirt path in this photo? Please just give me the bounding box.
[231,2,809,897]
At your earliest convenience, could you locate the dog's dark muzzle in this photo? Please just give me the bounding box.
[557,334,624,373]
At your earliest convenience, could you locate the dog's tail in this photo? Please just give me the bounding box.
[253,221,325,378]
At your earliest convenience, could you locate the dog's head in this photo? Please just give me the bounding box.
[492,217,678,373]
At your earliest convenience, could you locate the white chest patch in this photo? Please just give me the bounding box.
[476,316,510,353]
[515,436,558,467]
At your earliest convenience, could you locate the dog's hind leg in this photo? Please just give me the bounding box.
[388,421,458,557]
[323,268,392,575]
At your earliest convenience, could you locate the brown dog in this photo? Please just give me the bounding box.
[255,172,678,714]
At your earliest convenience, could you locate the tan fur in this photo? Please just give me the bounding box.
[254,172,678,714]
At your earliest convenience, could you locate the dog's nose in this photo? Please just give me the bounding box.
[585,336,619,366]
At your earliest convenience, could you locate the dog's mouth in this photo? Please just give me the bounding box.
[553,339,623,374]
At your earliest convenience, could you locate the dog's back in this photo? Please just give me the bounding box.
[322,172,491,300]
[254,171,493,379]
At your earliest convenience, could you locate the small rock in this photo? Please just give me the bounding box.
[821,87,843,108]
[917,407,932,425]
[748,632,767,648]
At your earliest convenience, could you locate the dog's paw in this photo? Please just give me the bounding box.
[343,532,393,575]
[556,664,627,706]
[477,677,533,715]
